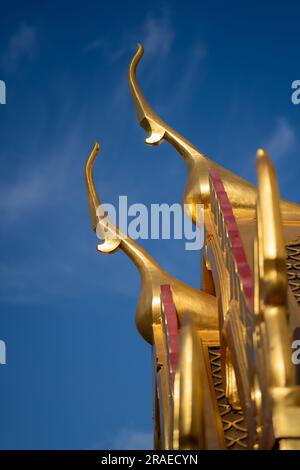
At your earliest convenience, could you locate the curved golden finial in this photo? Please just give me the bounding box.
[85,143,121,254]
[128,44,201,153]
[85,142,101,231]
[129,45,300,222]
[85,143,218,343]
[129,44,164,145]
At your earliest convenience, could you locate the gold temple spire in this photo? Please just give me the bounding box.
[84,46,300,449]
[84,142,218,343]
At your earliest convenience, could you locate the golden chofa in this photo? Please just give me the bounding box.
[129,44,300,223]
[85,143,218,344]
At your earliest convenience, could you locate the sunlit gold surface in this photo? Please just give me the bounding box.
[129,44,300,224]
[85,143,218,344]
[173,315,204,450]
[207,173,256,446]
[253,149,300,449]
[255,149,292,388]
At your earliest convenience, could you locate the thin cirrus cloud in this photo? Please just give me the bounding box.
[166,42,207,113]
[0,156,59,225]
[241,116,296,179]
[137,13,207,115]
[84,10,174,62]
[94,427,153,450]
[83,39,106,54]
[2,23,37,70]
[265,117,295,162]
[142,13,174,58]
[0,125,83,227]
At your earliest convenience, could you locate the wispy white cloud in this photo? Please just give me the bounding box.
[142,13,174,58]
[112,428,152,450]
[0,259,76,304]
[2,23,37,70]
[93,428,153,450]
[0,162,54,224]
[85,9,174,63]
[0,121,87,303]
[83,39,106,54]
[0,130,77,226]
[0,117,142,303]
[265,117,295,162]
[167,42,207,112]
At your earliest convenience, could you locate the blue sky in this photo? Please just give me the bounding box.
[0,0,300,449]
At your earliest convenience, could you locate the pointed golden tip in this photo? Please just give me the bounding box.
[86,142,100,169]
[256,148,269,160]
[85,142,101,231]
[128,42,167,145]
[130,43,144,68]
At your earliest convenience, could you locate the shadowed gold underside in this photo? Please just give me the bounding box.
[208,347,248,449]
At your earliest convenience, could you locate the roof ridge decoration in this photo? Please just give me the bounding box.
[128,44,300,224]
[85,142,218,344]
[209,168,254,310]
